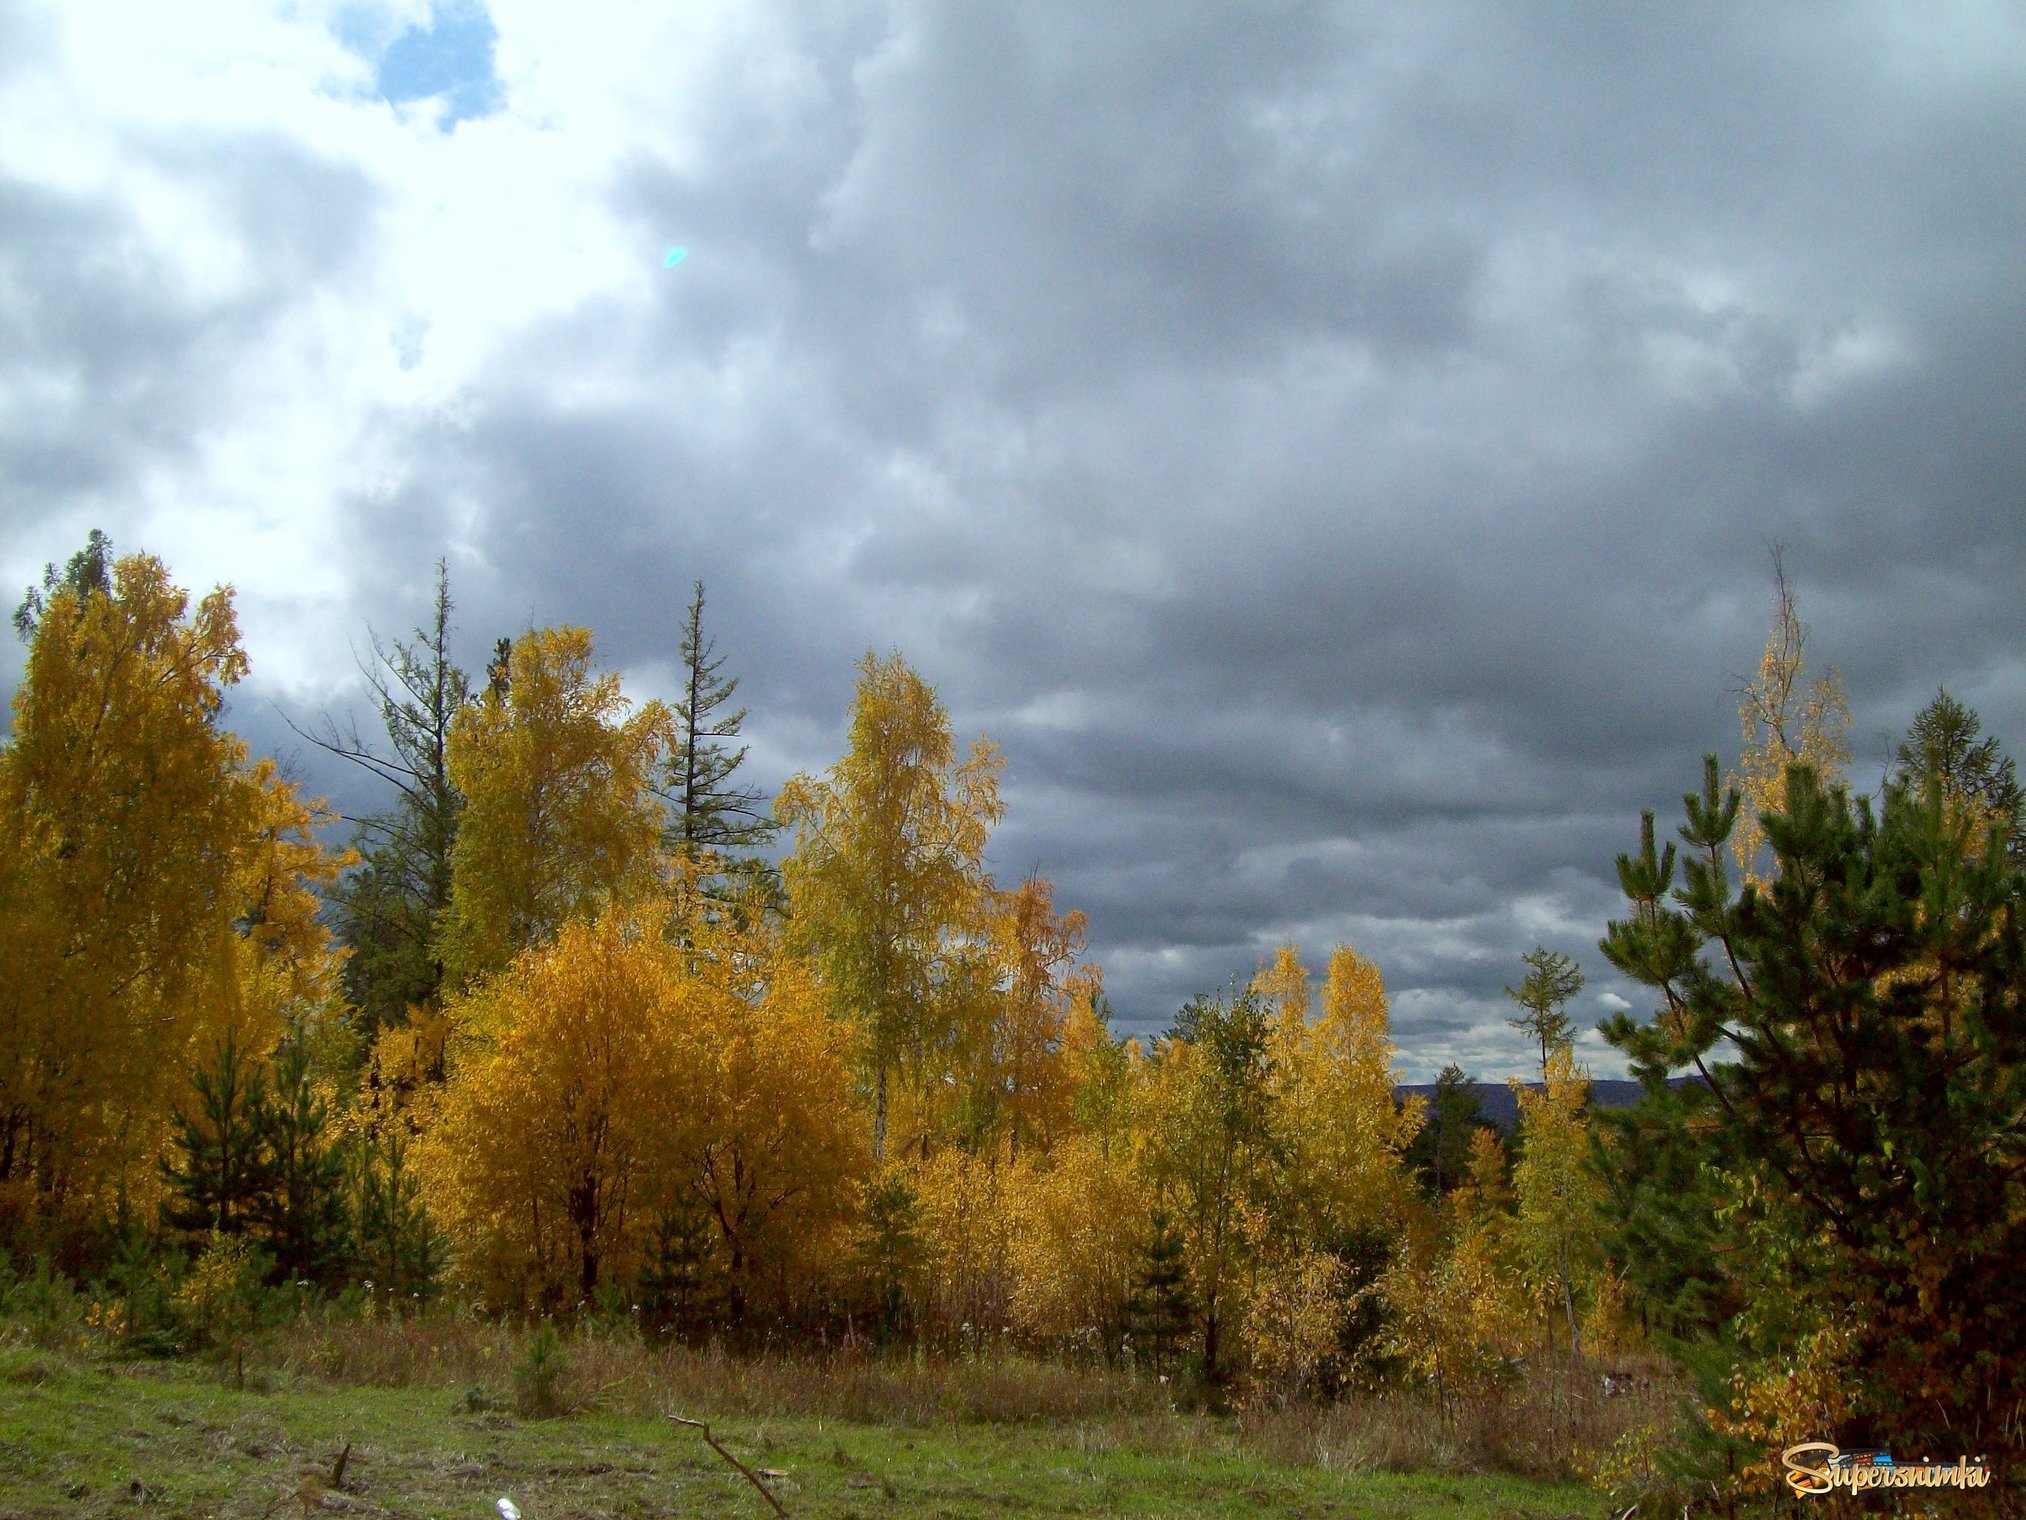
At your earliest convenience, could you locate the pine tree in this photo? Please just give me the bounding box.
[1893,686,2025,863]
[253,1042,351,1285]
[351,1126,440,1300]
[636,1197,722,1340]
[160,1033,273,1238]
[1590,1068,1735,1342]
[12,527,113,638]
[485,637,512,697]
[308,562,471,1040]
[1600,752,2026,1487]
[1407,1064,1483,1196]
[856,1172,929,1342]
[1125,1210,1193,1378]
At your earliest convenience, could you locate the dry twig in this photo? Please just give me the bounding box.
[669,1414,790,1518]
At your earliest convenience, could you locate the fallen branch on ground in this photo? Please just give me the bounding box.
[669,1414,790,1518]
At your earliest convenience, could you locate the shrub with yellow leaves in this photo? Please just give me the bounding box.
[1005,1133,1148,1360]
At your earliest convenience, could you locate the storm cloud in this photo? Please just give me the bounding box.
[5,0,2023,1077]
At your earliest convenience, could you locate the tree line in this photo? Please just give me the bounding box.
[2,535,2020,1506]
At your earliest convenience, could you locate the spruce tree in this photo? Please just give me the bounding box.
[662,581,777,907]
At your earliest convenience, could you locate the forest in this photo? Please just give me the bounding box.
[2,533,2021,1515]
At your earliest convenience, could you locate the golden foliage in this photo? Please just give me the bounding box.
[421,901,690,1306]
[1579,1267,1637,1360]
[174,1232,266,1347]
[0,554,344,1227]
[1005,1133,1148,1353]
[1244,1243,1351,1405]
[1265,945,1422,1245]
[909,1146,1013,1341]
[438,626,670,990]
[1250,943,1311,1028]
[1385,1139,1529,1395]
[980,878,1087,1160]
[1730,561,1849,885]
[421,897,864,1313]
[1709,1316,1860,1493]
[777,651,1004,1157]
[1060,974,1142,1149]
[1455,1125,1516,1221]
[1383,1207,1503,1397]
[673,913,868,1319]
[1512,1048,1603,1354]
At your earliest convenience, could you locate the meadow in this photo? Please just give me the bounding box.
[0,1317,1653,1519]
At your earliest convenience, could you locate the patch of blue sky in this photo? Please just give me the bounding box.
[337,1,503,129]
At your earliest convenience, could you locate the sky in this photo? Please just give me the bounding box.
[3,1,2023,1080]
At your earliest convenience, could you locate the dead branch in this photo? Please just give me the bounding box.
[669,1414,789,1518]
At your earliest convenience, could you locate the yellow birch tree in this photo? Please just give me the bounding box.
[985,877,1086,1161]
[670,913,868,1322]
[1730,553,1849,885]
[0,547,343,1233]
[422,901,691,1305]
[1266,944,1423,1243]
[1512,1047,1602,1355]
[436,626,670,990]
[776,652,1003,1159]
[1005,1132,1148,1358]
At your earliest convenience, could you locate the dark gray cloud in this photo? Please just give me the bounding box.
[4,0,2023,1078]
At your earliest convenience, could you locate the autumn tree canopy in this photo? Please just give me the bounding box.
[777,651,1004,1159]
[437,625,671,990]
[0,544,342,1240]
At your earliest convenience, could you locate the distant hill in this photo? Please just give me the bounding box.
[1396,1077,1687,1132]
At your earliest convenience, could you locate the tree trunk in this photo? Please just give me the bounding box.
[572,1173,601,1298]
[1558,1237,1581,1358]
[726,1241,747,1327]
[873,1064,889,1162]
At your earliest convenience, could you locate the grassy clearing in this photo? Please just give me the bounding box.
[0,1339,1614,1519]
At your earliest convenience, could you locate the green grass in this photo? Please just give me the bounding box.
[0,1343,1608,1519]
